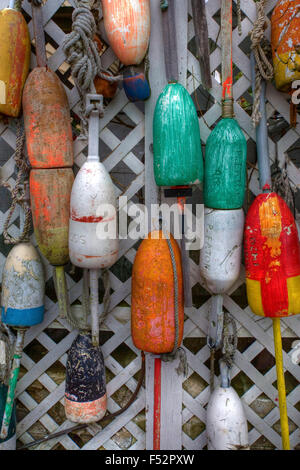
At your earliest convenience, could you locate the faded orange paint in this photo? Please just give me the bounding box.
[22,68,74,168]
[64,394,107,424]
[30,169,74,266]
[0,9,30,117]
[131,230,184,354]
[102,0,150,66]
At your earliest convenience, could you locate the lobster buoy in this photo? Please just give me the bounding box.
[131,230,184,354]
[30,169,74,267]
[1,243,45,327]
[22,68,74,169]
[123,68,150,102]
[245,192,300,317]
[200,209,244,294]
[0,5,30,117]
[204,118,247,209]
[206,385,249,450]
[153,83,203,187]
[69,162,118,270]
[0,384,16,450]
[271,0,300,93]
[102,0,150,66]
[65,333,107,423]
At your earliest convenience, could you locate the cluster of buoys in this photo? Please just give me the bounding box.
[0,0,299,452]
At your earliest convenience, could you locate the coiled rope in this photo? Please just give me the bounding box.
[250,0,273,126]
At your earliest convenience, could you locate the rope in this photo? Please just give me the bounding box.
[160,226,188,377]
[2,121,31,245]
[18,350,145,450]
[237,0,242,36]
[250,0,273,127]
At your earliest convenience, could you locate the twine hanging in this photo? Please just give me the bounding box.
[250,0,273,127]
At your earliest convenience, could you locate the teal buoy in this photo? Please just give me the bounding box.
[204,118,247,209]
[153,83,203,187]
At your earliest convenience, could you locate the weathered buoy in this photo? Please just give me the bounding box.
[245,192,300,318]
[0,243,45,440]
[131,230,184,354]
[204,119,247,209]
[1,243,45,327]
[94,73,118,99]
[153,83,203,187]
[22,67,74,169]
[0,4,30,117]
[123,69,150,102]
[0,384,16,450]
[200,208,244,294]
[271,0,300,93]
[206,385,249,450]
[30,169,74,267]
[102,0,150,66]
[65,333,107,424]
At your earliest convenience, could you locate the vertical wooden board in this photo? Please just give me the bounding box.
[145,354,155,450]
[160,358,183,450]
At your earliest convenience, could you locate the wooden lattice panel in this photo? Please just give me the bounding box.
[0,0,299,450]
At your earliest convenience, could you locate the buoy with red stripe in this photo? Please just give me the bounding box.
[0,0,30,117]
[65,332,106,424]
[22,1,74,320]
[69,94,118,347]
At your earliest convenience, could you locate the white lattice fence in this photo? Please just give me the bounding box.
[0,0,300,451]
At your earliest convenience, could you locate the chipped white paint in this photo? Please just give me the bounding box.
[206,386,249,450]
[200,209,245,294]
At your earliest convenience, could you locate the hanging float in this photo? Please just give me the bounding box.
[22,1,74,320]
[65,333,107,423]
[271,0,300,125]
[0,0,30,117]
[131,230,184,354]
[0,243,45,440]
[101,0,151,101]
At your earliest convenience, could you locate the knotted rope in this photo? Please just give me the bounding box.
[160,225,188,377]
[2,121,31,245]
[250,0,274,127]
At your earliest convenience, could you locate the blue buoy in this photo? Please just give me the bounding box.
[123,71,151,102]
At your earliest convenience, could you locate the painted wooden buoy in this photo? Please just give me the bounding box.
[102,0,150,66]
[131,230,184,354]
[200,209,244,294]
[204,118,247,209]
[153,83,203,187]
[0,4,30,117]
[271,0,300,93]
[94,73,118,99]
[123,69,150,102]
[1,243,45,327]
[69,161,118,270]
[0,384,16,450]
[245,192,300,318]
[206,385,248,450]
[65,333,107,423]
[22,67,74,169]
[30,169,74,267]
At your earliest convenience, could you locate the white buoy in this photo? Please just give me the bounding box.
[200,208,244,294]
[206,385,249,450]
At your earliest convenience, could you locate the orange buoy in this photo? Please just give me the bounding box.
[102,0,150,66]
[0,6,30,117]
[131,230,184,354]
[30,169,74,266]
[22,67,74,169]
